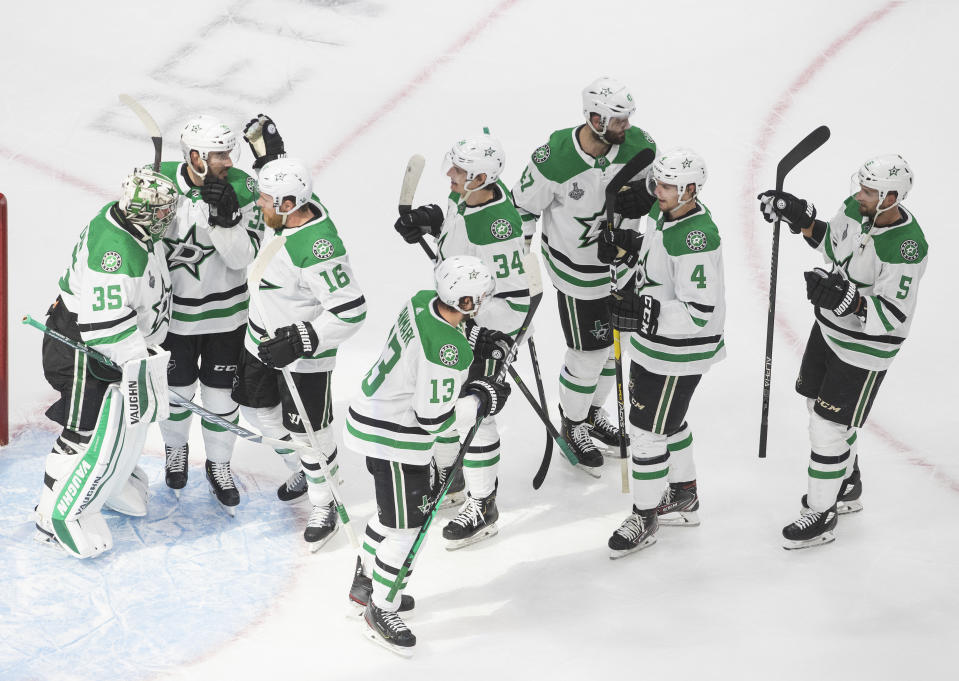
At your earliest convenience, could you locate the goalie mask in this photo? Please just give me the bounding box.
[434,255,495,317]
[443,135,505,195]
[582,77,635,142]
[119,166,178,242]
[257,157,313,224]
[179,114,238,178]
[646,148,708,210]
[851,153,913,215]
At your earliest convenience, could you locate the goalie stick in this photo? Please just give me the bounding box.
[758,125,831,459]
[604,147,656,493]
[119,94,162,171]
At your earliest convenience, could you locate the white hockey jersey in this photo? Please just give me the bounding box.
[435,180,529,336]
[511,126,656,300]
[158,161,264,335]
[807,197,927,371]
[344,290,474,465]
[56,203,172,365]
[626,202,726,377]
[245,198,366,373]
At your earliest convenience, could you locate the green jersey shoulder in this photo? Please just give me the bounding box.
[410,290,473,371]
[456,181,523,246]
[530,126,656,184]
[841,196,928,265]
[84,204,150,276]
[282,198,347,269]
[651,203,721,257]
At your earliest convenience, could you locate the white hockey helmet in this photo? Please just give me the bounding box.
[853,153,913,212]
[119,166,178,242]
[434,255,495,317]
[180,114,238,176]
[257,157,313,217]
[444,135,505,191]
[582,77,636,138]
[646,148,708,202]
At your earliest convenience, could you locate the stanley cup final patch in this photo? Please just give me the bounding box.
[439,344,459,366]
[685,231,707,251]
[312,239,334,260]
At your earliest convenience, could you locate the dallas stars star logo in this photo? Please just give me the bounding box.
[600,87,613,96]
[151,280,174,333]
[574,207,608,248]
[635,250,662,290]
[468,269,479,279]
[417,495,432,516]
[484,147,495,157]
[590,320,609,340]
[165,224,216,280]
[682,159,693,168]
[888,166,900,176]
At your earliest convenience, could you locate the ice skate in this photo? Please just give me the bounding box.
[348,556,415,615]
[205,460,240,516]
[442,490,499,550]
[165,443,189,496]
[801,460,862,515]
[608,507,658,559]
[277,469,308,503]
[782,505,838,550]
[560,406,603,477]
[305,501,338,551]
[362,603,415,657]
[587,405,628,455]
[435,465,466,510]
[656,481,700,526]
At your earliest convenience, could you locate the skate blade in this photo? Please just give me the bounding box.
[361,627,415,658]
[307,525,340,553]
[782,531,836,551]
[575,463,602,479]
[658,511,700,527]
[609,535,657,560]
[837,500,862,515]
[444,524,498,551]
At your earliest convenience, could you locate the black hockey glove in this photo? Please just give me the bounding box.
[597,226,643,266]
[615,180,657,219]
[257,321,319,368]
[465,376,511,418]
[465,322,514,361]
[610,290,660,337]
[394,204,444,243]
[804,268,862,317]
[757,190,816,234]
[243,114,286,170]
[200,179,242,228]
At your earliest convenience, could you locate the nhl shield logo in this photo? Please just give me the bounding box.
[568,182,584,200]
[900,239,920,262]
[490,219,513,240]
[532,144,551,164]
[686,230,707,252]
[312,239,334,260]
[439,344,459,367]
[101,251,122,272]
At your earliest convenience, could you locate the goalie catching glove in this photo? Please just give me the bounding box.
[465,376,511,418]
[394,204,444,243]
[200,179,242,228]
[257,321,319,368]
[610,290,660,337]
[465,321,514,361]
[597,226,643,266]
[757,190,816,234]
[804,268,863,318]
[243,114,286,170]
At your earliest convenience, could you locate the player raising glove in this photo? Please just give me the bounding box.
[597,226,643,266]
[804,268,863,318]
[757,190,816,234]
[200,179,242,228]
[394,204,444,244]
[610,289,660,337]
[257,321,319,368]
[615,180,657,218]
[243,114,286,170]
[465,376,511,418]
[465,321,514,361]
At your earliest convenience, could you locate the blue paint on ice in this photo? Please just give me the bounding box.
[0,429,301,681]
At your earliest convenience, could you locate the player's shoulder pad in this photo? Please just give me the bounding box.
[871,212,928,265]
[661,205,721,257]
[611,127,657,164]
[529,128,591,184]
[226,167,259,207]
[410,290,474,371]
[86,204,149,275]
[463,182,523,245]
[841,196,863,222]
[282,200,347,268]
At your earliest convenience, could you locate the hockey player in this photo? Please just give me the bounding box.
[344,255,511,654]
[757,154,927,549]
[35,166,176,558]
[393,134,525,548]
[232,156,367,550]
[156,114,268,512]
[512,76,657,470]
[603,149,726,558]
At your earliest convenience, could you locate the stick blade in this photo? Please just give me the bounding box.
[399,154,426,212]
[776,125,830,187]
[119,94,163,171]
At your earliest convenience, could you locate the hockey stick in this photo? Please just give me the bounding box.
[758,125,831,459]
[119,94,162,171]
[605,147,656,493]
[247,236,359,548]
[387,281,542,604]
[398,154,437,262]
[22,315,321,454]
